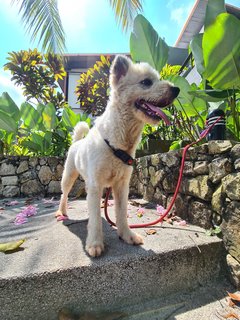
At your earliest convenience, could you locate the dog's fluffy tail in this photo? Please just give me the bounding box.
[72,121,89,143]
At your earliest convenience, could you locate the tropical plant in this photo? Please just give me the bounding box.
[0,92,91,156]
[75,55,111,116]
[109,0,143,31]
[189,0,240,141]
[12,0,66,54]
[130,3,240,151]
[11,0,143,54]
[4,49,67,110]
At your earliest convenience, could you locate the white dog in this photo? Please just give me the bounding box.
[56,55,179,257]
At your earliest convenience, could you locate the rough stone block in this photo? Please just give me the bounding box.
[0,163,16,175]
[47,180,61,194]
[180,175,213,201]
[3,186,20,197]
[222,200,240,263]
[21,180,44,196]
[209,157,232,183]
[211,185,225,215]
[2,176,18,186]
[230,143,240,161]
[226,254,240,289]
[208,140,233,154]
[194,161,209,175]
[188,200,212,229]
[38,166,52,185]
[17,161,29,174]
[160,152,179,167]
[222,172,240,201]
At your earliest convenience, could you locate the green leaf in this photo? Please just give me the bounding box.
[190,34,205,75]
[130,14,169,72]
[169,140,182,151]
[204,0,226,29]
[203,13,240,89]
[20,102,42,129]
[41,103,58,130]
[0,239,25,252]
[0,110,18,132]
[61,108,81,130]
[188,89,238,102]
[0,92,20,122]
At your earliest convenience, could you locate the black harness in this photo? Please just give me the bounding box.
[104,139,134,166]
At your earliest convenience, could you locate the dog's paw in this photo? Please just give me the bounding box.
[86,242,104,257]
[119,230,143,245]
[55,210,66,217]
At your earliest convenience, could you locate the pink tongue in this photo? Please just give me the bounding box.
[144,102,170,125]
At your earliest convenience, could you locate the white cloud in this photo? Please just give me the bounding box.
[58,0,89,35]
[170,2,194,27]
[171,7,185,26]
[0,69,25,107]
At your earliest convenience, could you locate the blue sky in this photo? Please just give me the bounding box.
[1,0,240,105]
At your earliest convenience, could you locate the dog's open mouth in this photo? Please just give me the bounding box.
[135,99,171,124]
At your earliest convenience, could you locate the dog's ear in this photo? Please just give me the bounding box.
[110,55,130,85]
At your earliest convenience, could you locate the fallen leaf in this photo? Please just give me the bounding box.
[145,229,157,235]
[228,292,240,302]
[0,239,25,252]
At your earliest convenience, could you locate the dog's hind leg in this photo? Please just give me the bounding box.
[112,180,143,246]
[55,159,79,217]
[86,184,104,257]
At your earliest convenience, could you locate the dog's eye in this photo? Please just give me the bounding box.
[140,78,153,87]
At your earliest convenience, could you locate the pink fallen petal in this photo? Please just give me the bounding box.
[9,200,19,206]
[137,207,145,215]
[14,216,28,225]
[57,215,69,222]
[175,220,187,226]
[21,205,38,217]
[156,205,166,215]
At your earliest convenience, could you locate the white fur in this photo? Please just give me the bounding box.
[56,55,179,257]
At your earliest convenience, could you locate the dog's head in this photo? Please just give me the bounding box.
[110,55,179,125]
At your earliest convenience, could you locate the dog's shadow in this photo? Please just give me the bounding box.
[63,216,152,259]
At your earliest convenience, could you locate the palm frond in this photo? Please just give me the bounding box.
[12,0,66,54]
[109,0,143,32]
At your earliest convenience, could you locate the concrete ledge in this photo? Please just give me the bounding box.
[0,198,225,320]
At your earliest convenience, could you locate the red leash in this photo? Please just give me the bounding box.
[104,116,223,228]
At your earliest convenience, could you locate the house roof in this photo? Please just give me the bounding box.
[63,47,188,71]
[175,0,240,48]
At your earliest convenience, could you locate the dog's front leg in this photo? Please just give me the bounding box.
[86,185,104,257]
[112,181,143,246]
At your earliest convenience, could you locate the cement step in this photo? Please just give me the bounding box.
[0,197,230,320]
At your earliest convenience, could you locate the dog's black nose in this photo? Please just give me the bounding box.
[171,86,180,98]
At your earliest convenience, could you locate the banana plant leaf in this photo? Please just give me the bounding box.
[203,13,240,90]
[190,34,204,75]
[204,0,226,28]
[188,89,239,102]
[130,14,169,72]
[0,92,20,122]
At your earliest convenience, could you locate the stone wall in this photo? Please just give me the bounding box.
[0,156,85,198]
[0,141,239,287]
[130,140,240,288]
